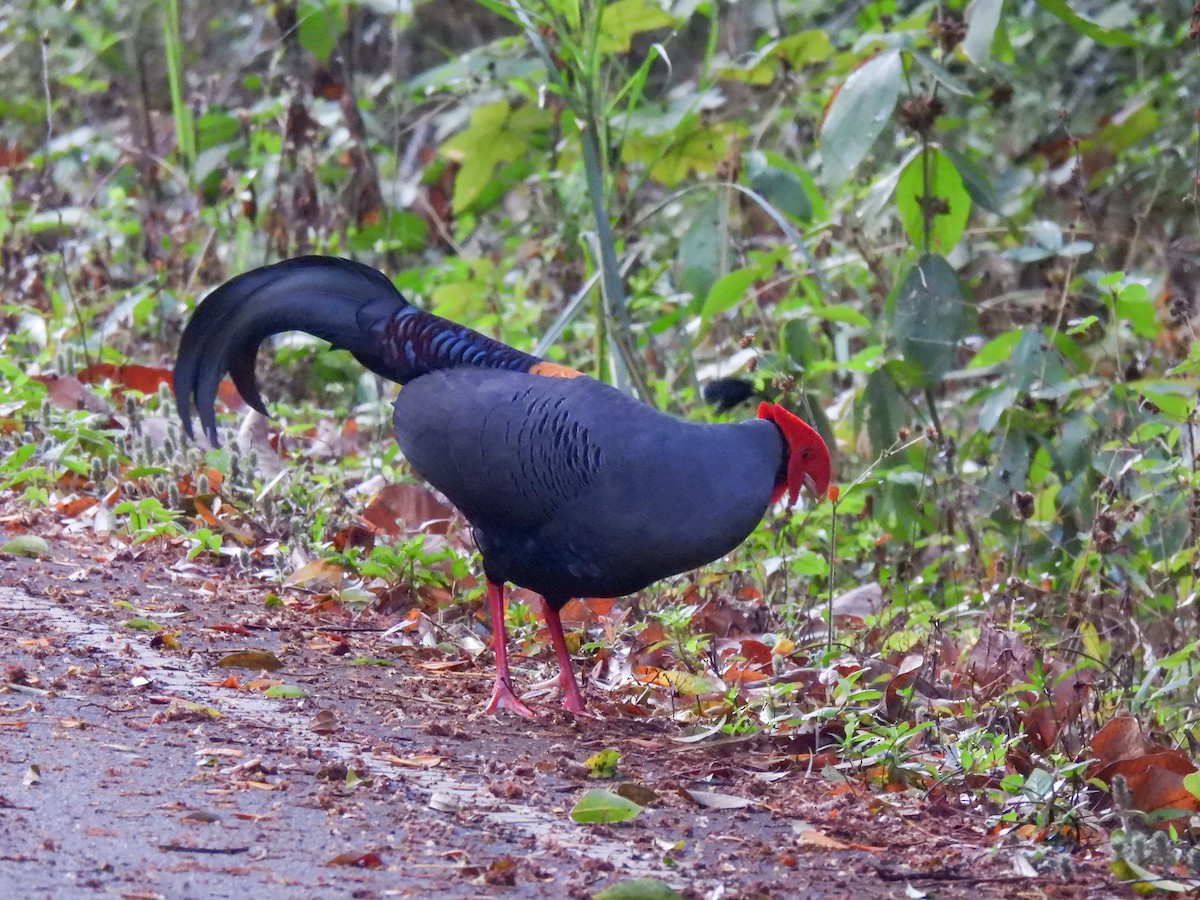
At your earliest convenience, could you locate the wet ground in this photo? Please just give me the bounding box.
[0,510,1126,899]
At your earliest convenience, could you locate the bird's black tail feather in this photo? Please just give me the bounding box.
[174,256,547,444]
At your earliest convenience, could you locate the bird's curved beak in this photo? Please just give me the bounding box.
[803,473,819,496]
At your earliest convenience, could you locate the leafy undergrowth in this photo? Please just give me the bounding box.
[3,1,1200,895]
[2,362,1200,894]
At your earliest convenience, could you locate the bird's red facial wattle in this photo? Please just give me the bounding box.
[757,402,832,507]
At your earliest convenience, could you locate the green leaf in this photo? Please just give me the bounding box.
[701,266,758,321]
[598,0,675,54]
[866,367,908,460]
[967,330,1022,370]
[1184,771,1200,802]
[442,100,543,211]
[1111,857,1191,893]
[626,119,745,186]
[963,0,1004,64]
[347,209,428,254]
[123,618,162,632]
[1,535,51,558]
[894,148,970,254]
[595,879,684,900]
[782,319,814,367]
[909,51,970,96]
[809,305,871,328]
[297,0,346,63]
[1114,282,1157,340]
[893,254,966,385]
[745,152,812,223]
[678,194,727,300]
[570,789,643,824]
[718,30,833,84]
[820,49,903,186]
[1032,0,1139,47]
[584,749,621,778]
[1130,379,1197,420]
[941,147,1002,215]
[264,684,307,699]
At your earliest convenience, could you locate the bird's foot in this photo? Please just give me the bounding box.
[483,678,536,718]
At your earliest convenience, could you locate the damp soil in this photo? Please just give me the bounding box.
[0,513,1127,899]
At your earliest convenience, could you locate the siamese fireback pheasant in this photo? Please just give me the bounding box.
[174,256,832,717]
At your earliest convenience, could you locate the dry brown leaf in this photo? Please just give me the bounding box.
[217,650,283,671]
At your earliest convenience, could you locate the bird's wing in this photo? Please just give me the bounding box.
[391,369,621,530]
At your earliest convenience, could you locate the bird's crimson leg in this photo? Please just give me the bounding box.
[482,580,535,718]
[541,601,587,714]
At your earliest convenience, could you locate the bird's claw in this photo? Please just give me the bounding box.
[484,678,536,718]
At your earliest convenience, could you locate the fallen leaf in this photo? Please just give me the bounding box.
[595,879,684,900]
[570,789,643,824]
[217,650,283,671]
[680,789,753,810]
[325,850,384,868]
[585,749,620,779]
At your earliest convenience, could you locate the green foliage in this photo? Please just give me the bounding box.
[1,0,1199,861]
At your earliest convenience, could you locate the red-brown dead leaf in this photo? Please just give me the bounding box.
[1088,716,1150,774]
[692,596,753,635]
[325,851,384,868]
[1097,752,1200,823]
[208,624,252,636]
[737,638,774,667]
[57,496,98,517]
[33,374,116,419]
[77,363,172,397]
[826,583,884,622]
[964,624,1030,696]
[361,484,453,537]
[558,597,616,625]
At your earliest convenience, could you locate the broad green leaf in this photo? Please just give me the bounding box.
[893,254,966,386]
[967,330,1022,370]
[745,151,812,222]
[719,30,833,84]
[123,617,162,632]
[1110,857,1191,893]
[894,148,970,253]
[980,430,1030,513]
[1091,102,1158,157]
[866,367,908,460]
[626,119,745,186]
[782,319,815,367]
[264,684,307,699]
[809,305,871,328]
[347,209,428,254]
[820,49,903,186]
[1114,282,1157,340]
[297,0,345,62]
[598,0,675,54]
[1130,380,1197,420]
[595,879,684,900]
[678,194,727,300]
[910,51,970,96]
[570,789,643,824]
[941,147,1002,215]
[701,266,758,321]
[1032,0,1139,47]
[1,535,50,558]
[442,101,543,211]
[963,0,1004,64]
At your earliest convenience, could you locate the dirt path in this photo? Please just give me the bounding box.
[0,519,1124,898]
